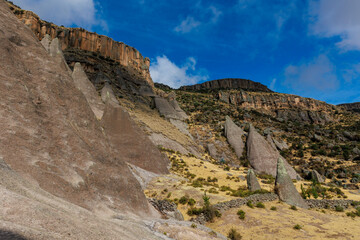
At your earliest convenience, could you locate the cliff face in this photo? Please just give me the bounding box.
[180,78,272,92]
[338,102,360,112]
[219,90,336,124]
[8,2,153,87]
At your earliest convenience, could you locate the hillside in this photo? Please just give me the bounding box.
[1,0,360,239]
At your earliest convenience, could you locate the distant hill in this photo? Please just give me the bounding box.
[179,78,272,92]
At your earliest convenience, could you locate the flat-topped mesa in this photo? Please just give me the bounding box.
[179,78,272,92]
[8,2,153,87]
[338,102,360,113]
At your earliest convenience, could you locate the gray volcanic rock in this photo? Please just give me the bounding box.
[310,170,325,183]
[275,158,308,209]
[40,34,51,52]
[180,78,272,92]
[224,116,245,159]
[101,82,119,106]
[72,62,104,119]
[101,103,169,174]
[247,169,261,191]
[247,125,297,179]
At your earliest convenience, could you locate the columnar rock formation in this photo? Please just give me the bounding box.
[0,1,156,216]
[219,91,335,124]
[247,169,261,191]
[275,158,309,209]
[180,78,272,92]
[8,2,153,86]
[247,125,297,179]
[224,116,245,159]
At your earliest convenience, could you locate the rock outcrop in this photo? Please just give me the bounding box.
[180,78,272,92]
[72,62,104,119]
[100,87,169,174]
[8,2,153,86]
[338,102,360,112]
[219,90,336,124]
[224,116,245,159]
[0,1,156,218]
[275,158,308,209]
[247,169,261,191]
[247,125,297,179]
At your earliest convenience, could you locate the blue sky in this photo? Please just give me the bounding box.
[12,0,360,104]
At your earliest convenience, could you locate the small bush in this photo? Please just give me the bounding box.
[290,205,298,211]
[335,205,344,212]
[179,195,189,205]
[256,202,265,208]
[246,200,254,208]
[270,206,277,211]
[227,228,242,240]
[237,210,246,220]
[293,224,302,230]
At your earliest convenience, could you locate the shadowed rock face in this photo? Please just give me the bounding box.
[247,125,297,179]
[224,116,245,159]
[247,169,261,191]
[180,78,272,92]
[0,1,155,217]
[338,102,360,113]
[275,158,308,209]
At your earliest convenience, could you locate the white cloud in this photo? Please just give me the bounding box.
[150,56,209,89]
[284,54,339,92]
[12,0,106,30]
[270,78,277,91]
[309,0,360,51]
[174,16,201,33]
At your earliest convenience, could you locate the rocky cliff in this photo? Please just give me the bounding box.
[219,90,336,124]
[338,102,360,112]
[179,78,272,92]
[7,1,153,87]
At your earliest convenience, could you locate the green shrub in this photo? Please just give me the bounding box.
[335,205,344,212]
[293,224,302,230]
[246,200,254,208]
[290,205,298,211]
[237,210,246,220]
[256,202,265,208]
[227,228,242,240]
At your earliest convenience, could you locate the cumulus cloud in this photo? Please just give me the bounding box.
[150,56,209,89]
[12,0,106,30]
[309,0,360,51]
[283,54,339,92]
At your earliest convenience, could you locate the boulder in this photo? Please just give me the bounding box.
[247,169,261,191]
[275,158,308,209]
[224,116,245,159]
[72,62,104,119]
[310,170,325,183]
[247,125,297,179]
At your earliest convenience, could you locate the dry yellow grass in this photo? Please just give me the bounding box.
[207,201,360,240]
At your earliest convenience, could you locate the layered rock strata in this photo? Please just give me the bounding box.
[180,78,272,92]
[8,2,153,86]
[219,90,335,124]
